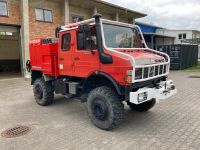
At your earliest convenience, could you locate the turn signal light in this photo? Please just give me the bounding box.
[124,75,132,83]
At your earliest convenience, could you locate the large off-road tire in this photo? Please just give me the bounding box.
[127,99,156,112]
[33,78,54,106]
[87,86,125,130]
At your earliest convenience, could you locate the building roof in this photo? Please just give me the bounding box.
[143,32,176,38]
[157,29,200,33]
[136,22,200,33]
[94,0,147,18]
[135,22,163,34]
[69,0,147,19]
[136,21,163,29]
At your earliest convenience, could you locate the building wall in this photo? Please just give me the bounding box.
[192,31,200,39]
[0,0,145,76]
[101,13,113,20]
[69,5,120,22]
[29,0,63,39]
[156,29,193,44]
[0,0,20,25]
[155,37,174,46]
[69,5,91,22]
[119,17,129,23]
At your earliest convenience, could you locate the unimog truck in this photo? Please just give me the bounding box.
[27,14,177,130]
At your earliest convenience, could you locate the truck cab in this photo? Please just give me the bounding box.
[28,14,177,130]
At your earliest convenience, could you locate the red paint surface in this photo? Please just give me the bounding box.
[30,29,164,85]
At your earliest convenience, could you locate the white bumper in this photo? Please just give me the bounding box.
[129,80,177,104]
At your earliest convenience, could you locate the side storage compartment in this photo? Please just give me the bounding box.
[30,38,59,76]
[53,78,80,95]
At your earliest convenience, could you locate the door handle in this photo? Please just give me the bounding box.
[74,57,80,61]
[59,58,64,61]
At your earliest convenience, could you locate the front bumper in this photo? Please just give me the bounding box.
[129,80,177,104]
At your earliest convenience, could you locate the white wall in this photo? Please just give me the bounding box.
[155,29,200,58]
[192,31,200,39]
[156,29,194,44]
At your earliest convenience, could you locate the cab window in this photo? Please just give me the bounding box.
[77,26,97,50]
[61,33,71,51]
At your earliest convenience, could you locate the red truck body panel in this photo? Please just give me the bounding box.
[29,28,164,86]
[57,30,132,85]
[30,38,59,76]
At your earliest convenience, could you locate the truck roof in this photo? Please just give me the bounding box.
[60,18,136,32]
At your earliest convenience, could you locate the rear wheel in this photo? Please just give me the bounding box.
[127,99,156,112]
[87,86,125,130]
[33,78,54,106]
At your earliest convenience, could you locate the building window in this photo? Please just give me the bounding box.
[0,0,8,16]
[61,33,71,51]
[183,33,186,39]
[72,15,84,23]
[178,34,182,39]
[35,8,53,23]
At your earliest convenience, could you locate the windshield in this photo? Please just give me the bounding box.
[102,23,143,48]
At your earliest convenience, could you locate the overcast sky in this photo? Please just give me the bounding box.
[105,0,200,30]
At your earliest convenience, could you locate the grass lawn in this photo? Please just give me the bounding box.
[185,61,200,72]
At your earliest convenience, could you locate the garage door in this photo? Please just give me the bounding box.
[0,25,21,79]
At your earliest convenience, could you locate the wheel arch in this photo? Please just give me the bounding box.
[31,70,42,85]
[82,71,124,96]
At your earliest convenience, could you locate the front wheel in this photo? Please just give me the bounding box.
[127,99,156,112]
[87,86,125,130]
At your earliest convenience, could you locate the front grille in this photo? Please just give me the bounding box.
[135,64,169,82]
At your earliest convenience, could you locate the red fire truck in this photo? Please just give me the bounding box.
[27,14,177,130]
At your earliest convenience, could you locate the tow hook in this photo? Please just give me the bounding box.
[171,85,175,90]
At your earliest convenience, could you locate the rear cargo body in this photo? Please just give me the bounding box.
[30,38,59,76]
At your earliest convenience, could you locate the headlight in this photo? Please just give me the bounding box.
[124,75,132,83]
[125,70,132,83]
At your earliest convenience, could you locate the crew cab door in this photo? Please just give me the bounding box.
[58,31,73,76]
[73,25,100,77]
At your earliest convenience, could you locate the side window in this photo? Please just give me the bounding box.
[61,33,71,51]
[35,8,53,23]
[77,26,97,50]
[183,33,186,39]
[178,34,182,39]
